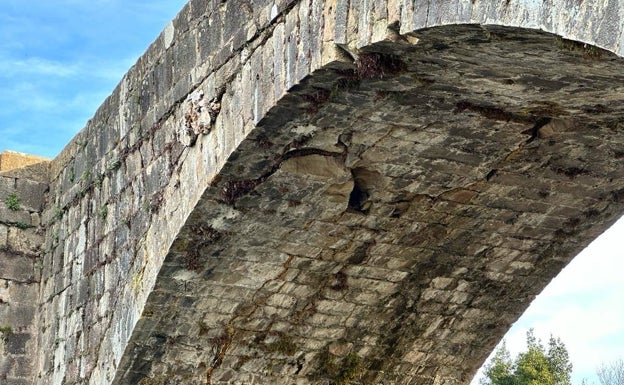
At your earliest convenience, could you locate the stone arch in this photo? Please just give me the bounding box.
[342,0,624,58]
[22,1,624,385]
[115,17,624,385]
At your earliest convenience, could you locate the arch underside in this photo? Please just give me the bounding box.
[116,25,624,384]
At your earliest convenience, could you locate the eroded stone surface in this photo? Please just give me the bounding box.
[3,1,624,385]
[116,25,624,385]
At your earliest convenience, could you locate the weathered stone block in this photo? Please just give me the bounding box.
[6,333,29,355]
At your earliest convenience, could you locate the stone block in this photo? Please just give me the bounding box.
[6,333,29,355]
[0,224,7,247]
[5,379,31,385]
[0,207,32,226]
[6,305,35,329]
[8,228,43,255]
[0,253,33,282]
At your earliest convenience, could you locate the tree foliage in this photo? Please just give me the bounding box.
[481,330,573,385]
[597,358,624,385]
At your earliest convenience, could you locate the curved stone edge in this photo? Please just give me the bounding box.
[34,0,624,384]
[335,0,624,57]
[37,1,351,384]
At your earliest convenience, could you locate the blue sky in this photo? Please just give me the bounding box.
[1,1,622,384]
[0,0,186,157]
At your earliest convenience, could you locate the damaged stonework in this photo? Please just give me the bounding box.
[179,90,222,146]
[9,0,624,384]
[117,24,624,385]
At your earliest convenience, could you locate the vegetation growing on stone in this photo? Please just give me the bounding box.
[319,348,362,385]
[5,193,21,211]
[0,325,13,343]
[355,52,407,80]
[98,206,108,220]
[264,335,297,356]
[15,221,33,229]
[197,321,209,336]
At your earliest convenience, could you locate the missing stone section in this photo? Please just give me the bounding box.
[485,169,498,181]
[347,167,383,214]
[179,89,222,147]
[347,180,369,213]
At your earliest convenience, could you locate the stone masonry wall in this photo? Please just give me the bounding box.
[0,162,49,385]
[37,0,339,383]
[0,0,622,384]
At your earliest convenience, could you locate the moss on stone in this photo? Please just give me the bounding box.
[265,335,297,356]
[319,348,363,385]
[0,325,13,343]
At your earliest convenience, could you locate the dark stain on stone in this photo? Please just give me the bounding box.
[347,241,374,265]
[455,100,530,123]
[523,117,552,143]
[583,208,601,218]
[301,88,332,114]
[334,74,361,91]
[285,134,312,150]
[184,225,223,271]
[281,147,344,162]
[584,104,611,114]
[221,179,262,204]
[610,188,624,202]
[553,166,588,179]
[516,75,570,90]
[556,36,604,59]
[148,191,164,213]
[401,223,448,247]
[330,271,348,291]
[255,133,274,149]
[464,37,491,45]
[523,101,568,117]
[356,52,407,80]
[564,217,581,229]
[431,42,450,51]
[206,326,234,384]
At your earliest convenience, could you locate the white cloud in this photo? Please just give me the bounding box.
[0,57,79,77]
[472,215,624,385]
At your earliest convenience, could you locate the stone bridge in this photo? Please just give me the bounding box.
[2,0,624,384]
